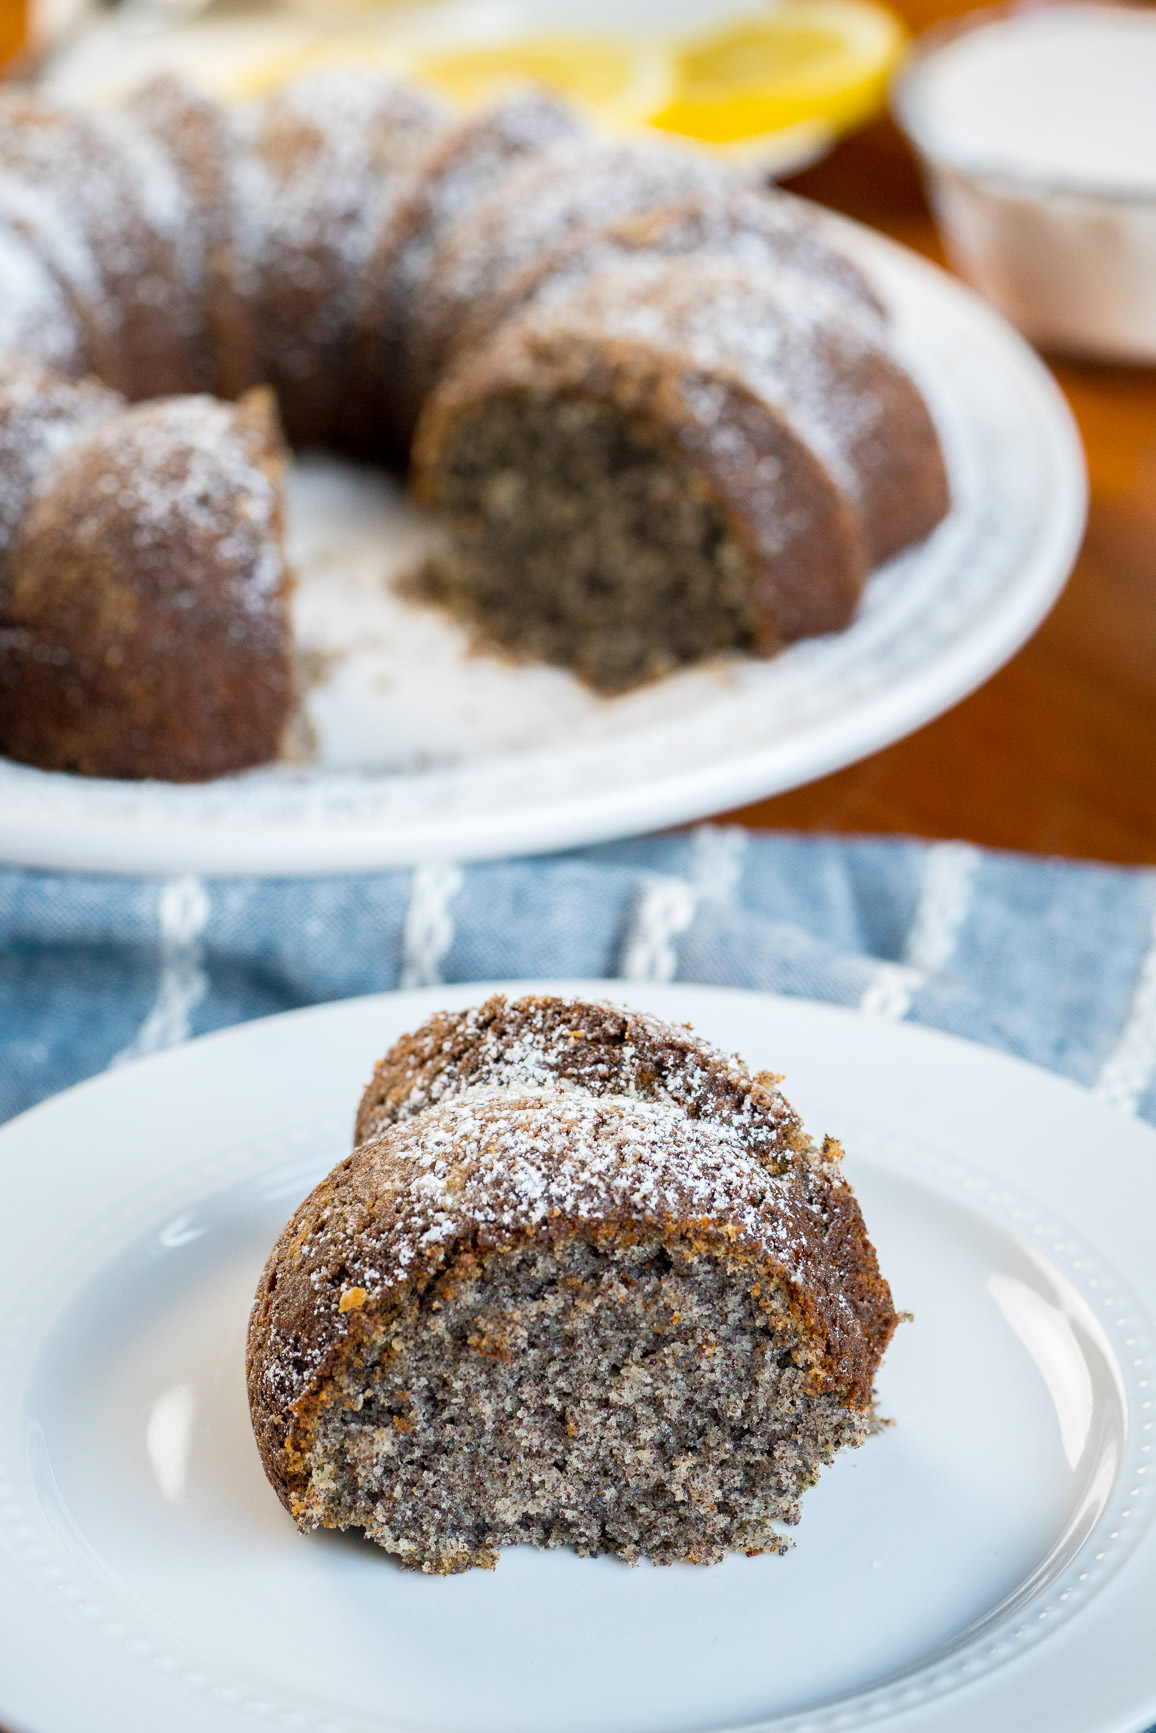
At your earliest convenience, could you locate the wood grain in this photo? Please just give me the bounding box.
[0,0,24,68]
[725,2,1156,864]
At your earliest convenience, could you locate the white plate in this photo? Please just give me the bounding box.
[1,981,1153,1733]
[0,224,1085,876]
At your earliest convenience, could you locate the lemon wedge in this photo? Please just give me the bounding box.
[412,35,673,130]
[652,0,906,146]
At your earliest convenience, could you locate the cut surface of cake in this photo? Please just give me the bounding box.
[247,995,899,1573]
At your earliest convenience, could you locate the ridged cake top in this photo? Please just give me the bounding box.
[427,136,735,320]
[358,88,584,434]
[0,360,123,577]
[0,91,207,398]
[0,96,110,333]
[8,389,287,626]
[0,228,88,381]
[439,187,886,383]
[355,992,808,1162]
[389,86,585,296]
[410,135,735,393]
[252,68,447,302]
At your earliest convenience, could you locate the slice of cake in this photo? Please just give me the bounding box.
[247,996,899,1573]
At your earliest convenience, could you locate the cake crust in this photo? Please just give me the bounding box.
[0,359,124,588]
[353,993,898,1392]
[249,68,446,446]
[348,89,582,454]
[408,136,736,413]
[127,76,262,403]
[435,187,888,399]
[0,387,293,780]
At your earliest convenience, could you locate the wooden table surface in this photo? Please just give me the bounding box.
[726,0,1156,865]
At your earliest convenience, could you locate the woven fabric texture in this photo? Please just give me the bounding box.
[4,828,1156,1129]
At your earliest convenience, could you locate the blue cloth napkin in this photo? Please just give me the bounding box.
[3,826,1156,1130]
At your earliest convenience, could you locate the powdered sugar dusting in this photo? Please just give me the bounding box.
[251,68,446,406]
[361,1085,805,1272]
[0,231,87,381]
[0,121,111,357]
[0,360,123,577]
[16,394,284,618]
[97,106,199,291]
[430,135,737,321]
[413,134,735,385]
[393,89,583,304]
[502,252,890,500]
[363,88,584,426]
[0,91,207,396]
[358,992,804,1173]
[443,184,886,375]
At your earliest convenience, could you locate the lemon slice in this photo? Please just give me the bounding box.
[412,35,673,130]
[652,0,906,146]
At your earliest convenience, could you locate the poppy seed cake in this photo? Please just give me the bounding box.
[0,74,950,776]
[247,995,899,1573]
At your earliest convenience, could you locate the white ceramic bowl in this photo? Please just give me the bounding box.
[894,5,1156,363]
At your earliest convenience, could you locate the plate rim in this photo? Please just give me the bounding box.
[0,981,1153,1733]
[0,226,1088,878]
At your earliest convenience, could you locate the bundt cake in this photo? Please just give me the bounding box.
[0,69,950,780]
[248,995,899,1573]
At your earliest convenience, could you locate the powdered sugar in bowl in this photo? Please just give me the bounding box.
[894,4,1156,363]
